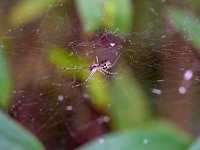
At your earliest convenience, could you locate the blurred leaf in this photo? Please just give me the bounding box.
[46,46,111,110]
[76,0,106,32]
[188,138,200,150]
[109,65,151,130]
[8,0,63,27]
[191,0,200,10]
[76,0,132,32]
[0,46,12,108]
[47,46,96,82]
[47,46,89,74]
[0,111,45,150]
[87,78,111,110]
[169,8,200,51]
[104,0,132,32]
[78,123,191,150]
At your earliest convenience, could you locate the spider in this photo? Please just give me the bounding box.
[64,54,121,87]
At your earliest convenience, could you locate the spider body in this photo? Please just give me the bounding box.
[89,59,112,71]
[64,54,121,87]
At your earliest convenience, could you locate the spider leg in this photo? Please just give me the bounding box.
[85,68,97,82]
[110,53,121,68]
[72,68,97,88]
[64,66,89,70]
[99,68,118,75]
[93,56,99,64]
[96,56,99,63]
[97,68,106,75]
[72,82,86,88]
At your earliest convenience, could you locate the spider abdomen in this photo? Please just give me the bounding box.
[99,59,112,70]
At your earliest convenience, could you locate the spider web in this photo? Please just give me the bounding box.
[2,1,200,149]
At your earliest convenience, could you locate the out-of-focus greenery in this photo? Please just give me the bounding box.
[0,46,12,108]
[188,138,200,150]
[169,8,200,51]
[0,111,45,150]
[109,66,151,130]
[8,0,64,27]
[76,0,132,32]
[2,0,200,149]
[78,123,191,150]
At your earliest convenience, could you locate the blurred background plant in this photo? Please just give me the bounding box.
[1,0,200,150]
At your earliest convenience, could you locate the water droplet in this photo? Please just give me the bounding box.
[110,43,115,47]
[99,138,105,144]
[152,88,162,95]
[66,105,73,111]
[143,138,148,144]
[178,86,187,94]
[57,95,64,101]
[102,116,110,123]
[184,70,193,81]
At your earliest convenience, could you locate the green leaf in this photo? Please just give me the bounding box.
[8,0,63,27]
[76,0,106,32]
[191,0,200,10]
[109,65,151,130]
[78,124,191,150]
[46,46,97,83]
[103,0,132,32]
[188,138,200,150]
[0,111,45,150]
[0,46,12,108]
[76,0,132,32]
[87,77,111,110]
[169,8,200,51]
[46,46,89,78]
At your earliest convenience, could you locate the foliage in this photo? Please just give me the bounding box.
[78,123,191,150]
[169,8,200,51]
[188,138,200,150]
[1,0,200,150]
[76,0,132,32]
[0,46,12,108]
[0,111,44,150]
